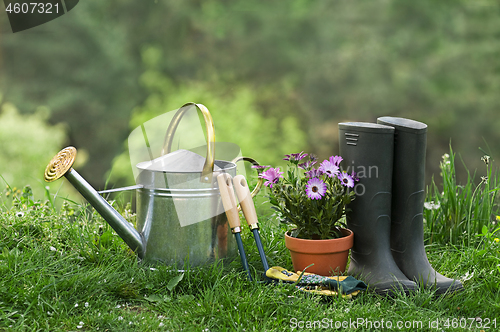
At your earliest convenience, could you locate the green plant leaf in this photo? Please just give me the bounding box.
[167,273,184,291]
[145,294,163,303]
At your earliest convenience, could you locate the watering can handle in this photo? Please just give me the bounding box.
[230,156,264,200]
[161,102,215,183]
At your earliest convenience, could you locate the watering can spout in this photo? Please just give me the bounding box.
[44,147,144,258]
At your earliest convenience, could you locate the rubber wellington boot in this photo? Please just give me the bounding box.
[377,117,463,294]
[339,122,418,295]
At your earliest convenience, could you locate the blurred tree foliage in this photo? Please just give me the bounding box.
[0,2,140,187]
[1,0,500,187]
[0,95,72,198]
[109,46,307,185]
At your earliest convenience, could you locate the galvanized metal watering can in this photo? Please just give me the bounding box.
[44,103,262,266]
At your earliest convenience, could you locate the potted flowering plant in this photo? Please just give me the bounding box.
[259,152,359,275]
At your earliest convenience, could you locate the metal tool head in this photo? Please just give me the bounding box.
[44,146,77,182]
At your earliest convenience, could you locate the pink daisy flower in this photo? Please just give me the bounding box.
[260,167,284,188]
[319,160,340,178]
[338,172,354,188]
[306,178,327,200]
[350,171,360,182]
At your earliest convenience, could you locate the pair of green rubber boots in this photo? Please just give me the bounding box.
[339,117,463,296]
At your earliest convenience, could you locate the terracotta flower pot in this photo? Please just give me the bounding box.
[285,228,354,276]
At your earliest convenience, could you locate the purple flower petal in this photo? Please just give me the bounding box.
[305,168,323,178]
[284,151,308,163]
[292,151,308,161]
[251,165,269,170]
[298,160,317,170]
[329,156,343,167]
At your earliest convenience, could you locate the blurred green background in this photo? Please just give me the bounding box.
[1,0,499,200]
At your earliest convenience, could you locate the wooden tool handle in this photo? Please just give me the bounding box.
[233,175,259,228]
[217,173,241,231]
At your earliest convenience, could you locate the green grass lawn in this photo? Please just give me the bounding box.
[1,190,499,332]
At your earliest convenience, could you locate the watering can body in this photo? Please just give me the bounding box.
[134,156,238,266]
